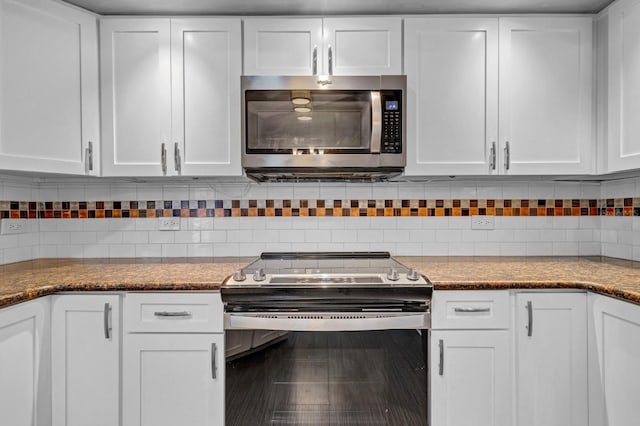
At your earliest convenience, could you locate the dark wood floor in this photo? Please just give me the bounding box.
[226,330,428,426]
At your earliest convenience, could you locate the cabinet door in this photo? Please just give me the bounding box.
[430,330,510,426]
[607,0,640,172]
[243,18,323,75]
[589,294,640,426]
[171,18,242,176]
[123,333,224,426]
[100,18,171,176]
[51,295,120,426]
[404,18,499,176]
[499,18,594,175]
[0,0,99,175]
[0,299,48,426]
[516,293,587,426]
[323,17,402,75]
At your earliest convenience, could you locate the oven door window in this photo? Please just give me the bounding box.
[245,90,372,154]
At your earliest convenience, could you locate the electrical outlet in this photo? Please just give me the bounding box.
[1,219,28,235]
[158,217,180,231]
[471,215,495,230]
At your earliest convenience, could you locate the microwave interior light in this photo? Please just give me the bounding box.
[297,115,313,121]
[293,106,311,113]
[291,90,311,105]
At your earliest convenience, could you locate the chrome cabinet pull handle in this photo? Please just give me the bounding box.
[504,141,510,171]
[454,307,491,313]
[154,311,192,317]
[211,343,217,379]
[328,44,333,76]
[438,339,444,376]
[312,45,318,75]
[85,141,94,173]
[161,143,167,175]
[174,142,182,175]
[526,301,533,336]
[490,141,496,171]
[103,302,112,339]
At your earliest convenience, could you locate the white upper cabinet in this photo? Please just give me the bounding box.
[499,17,594,175]
[0,0,99,175]
[100,18,172,177]
[404,18,499,175]
[322,18,402,75]
[405,16,594,176]
[606,0,640,172]
[100,18,242,177]
[171,19,241,176]
[243,17,402,76]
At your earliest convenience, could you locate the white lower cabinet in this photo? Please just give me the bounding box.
[123,292,225,426]
[51,294,121,426]
[123,333,224,426]
[515,292,588,426]
[589,293,640,426]
[0,298,50,426]
[430,291,511,426]
[430,330,511,426]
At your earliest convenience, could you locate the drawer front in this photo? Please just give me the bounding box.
[124,292,223,333]
[432,290,510,329]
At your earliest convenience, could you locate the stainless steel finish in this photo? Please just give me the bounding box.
[211,342,217,379]
[103,302,112,340]
[269,275,384,285]
[387,268,399,281]
[490,141,496,171]
[406,268,420,281]
[526,300,533,336]
[85,141,93,173]
[233,270,246,282]
[225,312,430,331]
[454,307,491,313]
[161,143,167,175]
[438,339,444,376]
[153,311,192,317]
[328,44,333,75]
[312,45,318,75]
[253,268,266,282]
[504,141,510,171]
[241,75,406,182]
[370,91,382,154]
[174,142,181,175]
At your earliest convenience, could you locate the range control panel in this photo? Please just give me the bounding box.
[381,92,402,154]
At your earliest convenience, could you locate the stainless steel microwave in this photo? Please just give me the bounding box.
[241,75,406,182]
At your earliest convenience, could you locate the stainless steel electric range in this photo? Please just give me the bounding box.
[221,252,432,331]
[222,252,432,426]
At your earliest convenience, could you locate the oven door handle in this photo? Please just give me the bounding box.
[370,91,382,154]
[225,312,429,331]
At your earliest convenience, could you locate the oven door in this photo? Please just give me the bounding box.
[226,329,428,426]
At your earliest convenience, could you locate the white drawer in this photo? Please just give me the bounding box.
[432,290,510,329]
[124,292,223,333]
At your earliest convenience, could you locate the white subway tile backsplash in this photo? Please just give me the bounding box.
[187,244,214,257]
[318,217,345,230]
[148,231,174,244]
[305,230,331,243]
[109,244,136,258]
[449,242,475,256]
[331,230,357,243]
[435,230,461,242]
[526,242,554,256]
[499,242,527,256]
[357,230,383,243]
[96,231,124,245]
[162,244,188,257]
[69,232,98,245]
[279,230,306,243]
[122,231,149,245]
[135,244,162,257]
[174,231,201,244]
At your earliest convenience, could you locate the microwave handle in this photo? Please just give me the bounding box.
[371,91,382,154]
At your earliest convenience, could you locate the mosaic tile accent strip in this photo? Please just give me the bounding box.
[1,198,636,219]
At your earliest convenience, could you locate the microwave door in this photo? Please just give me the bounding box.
[370,91,382,154]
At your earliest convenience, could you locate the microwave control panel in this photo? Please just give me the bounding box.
[381,92,402,154]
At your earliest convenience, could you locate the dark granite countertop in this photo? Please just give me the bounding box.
[2,256,640,308]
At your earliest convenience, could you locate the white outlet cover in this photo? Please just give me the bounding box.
[1,219,28,235]
[158,217,180,231]
[471,215,495,230]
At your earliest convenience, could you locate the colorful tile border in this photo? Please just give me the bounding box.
[1,198,639,219]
